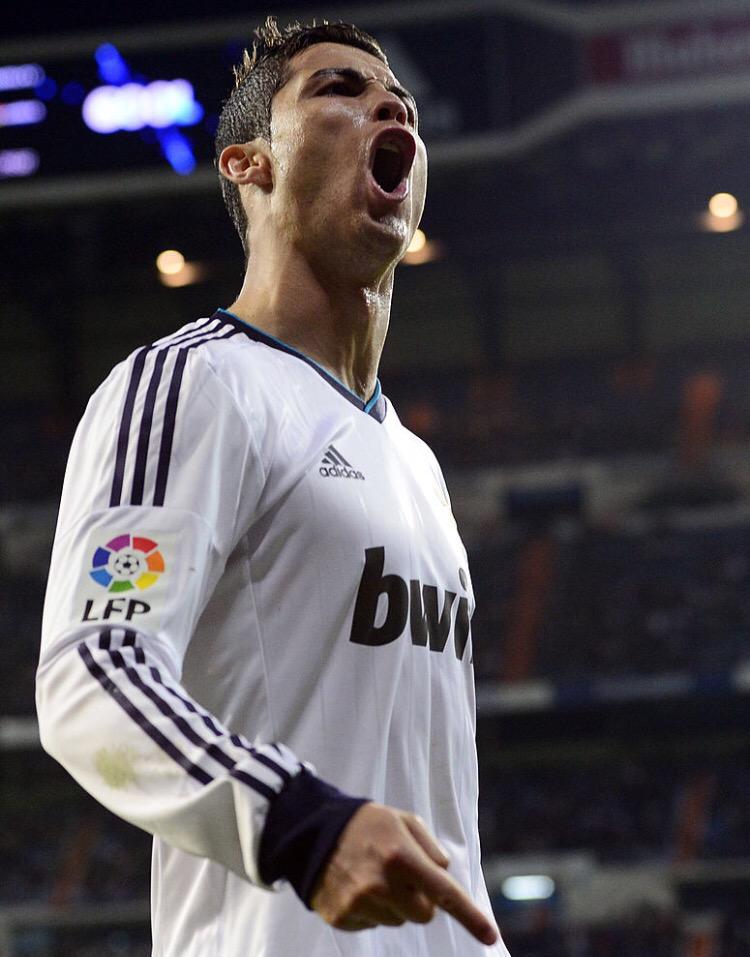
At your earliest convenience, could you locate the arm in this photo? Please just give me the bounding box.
[36,340,366,898]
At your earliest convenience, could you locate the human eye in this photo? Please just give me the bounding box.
[322,78,358,96]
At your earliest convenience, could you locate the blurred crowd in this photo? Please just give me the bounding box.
[506,909,750,957]
[479,754,750,862]
[391,353,750,467]
[3,752,151,908]
[472,520,750,683]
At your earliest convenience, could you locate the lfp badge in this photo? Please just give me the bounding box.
[89,535,165,593]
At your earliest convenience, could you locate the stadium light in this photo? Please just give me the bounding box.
[0,63,45,92]
[156,249,185,275]
[0,99,46,128]
[403,229,443,266]
[709,192,739,219]
[407,228,427,254]
[501,875,556,901]
[699,193,744,233]
[0,148,39,178]
[82,79,203,134]
[159,262,206,288]
[156,249,206,287]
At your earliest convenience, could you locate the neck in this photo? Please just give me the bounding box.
[226,234,394,401]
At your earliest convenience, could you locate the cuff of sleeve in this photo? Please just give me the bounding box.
[258,767,370,907]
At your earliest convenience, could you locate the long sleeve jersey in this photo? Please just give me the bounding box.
[36,309,510,957]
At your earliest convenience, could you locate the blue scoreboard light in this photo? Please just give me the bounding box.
[0,43,222,183]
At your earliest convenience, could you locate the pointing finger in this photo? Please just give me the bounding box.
[411,859,498,946]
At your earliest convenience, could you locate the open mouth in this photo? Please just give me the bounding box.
[369,129,416,197]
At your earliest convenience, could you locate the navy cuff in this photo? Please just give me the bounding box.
[258,768,370,907]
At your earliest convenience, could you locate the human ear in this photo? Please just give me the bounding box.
[218,141,273,192]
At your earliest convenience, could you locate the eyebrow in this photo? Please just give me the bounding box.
[307,67,417,115]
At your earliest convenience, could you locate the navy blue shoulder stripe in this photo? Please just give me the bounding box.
[77,628,293,801]
[109,320,239,508]
[215,308,387,424]
[110,346,148,508]
[110,318,216,507]
[130,348,168,506]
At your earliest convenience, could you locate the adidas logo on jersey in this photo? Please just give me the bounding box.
[319,445,365,480]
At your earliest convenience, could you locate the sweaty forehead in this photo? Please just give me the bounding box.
[282,41,396,93]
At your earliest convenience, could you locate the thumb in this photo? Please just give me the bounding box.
[403,815,450,869]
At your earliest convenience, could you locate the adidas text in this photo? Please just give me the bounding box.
[319,464,365,480]
[319,444,365,479]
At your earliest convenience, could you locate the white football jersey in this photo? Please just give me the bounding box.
[37,309,510,957]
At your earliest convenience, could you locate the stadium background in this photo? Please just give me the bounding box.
[3,0,750,953]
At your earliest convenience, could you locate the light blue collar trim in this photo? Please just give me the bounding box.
[363,380,382,413]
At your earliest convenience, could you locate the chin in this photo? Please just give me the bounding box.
[360,210,410,257]
[310,207,410,281]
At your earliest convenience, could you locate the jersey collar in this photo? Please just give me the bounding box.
[215,309,387,423]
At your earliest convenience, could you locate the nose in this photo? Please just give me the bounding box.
[373,92,408,126]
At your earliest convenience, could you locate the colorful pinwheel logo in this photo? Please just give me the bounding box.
[89,534,165,592]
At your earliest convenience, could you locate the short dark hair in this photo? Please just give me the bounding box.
[215,16,388,257]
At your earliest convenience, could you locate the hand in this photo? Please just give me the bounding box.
[310,803,499,945]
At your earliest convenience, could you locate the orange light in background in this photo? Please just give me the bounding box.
[700,195,744,233]
[407,229,427,254]
[156,248,207,287]
[403,398,440,437]
[708,192,738,219]
[155,249,185,275]
[159,262,206,287]
[402,229,443,266]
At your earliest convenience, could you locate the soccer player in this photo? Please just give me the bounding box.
[36,17,508,957]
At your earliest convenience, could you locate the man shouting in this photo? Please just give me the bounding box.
[37,16,508,957]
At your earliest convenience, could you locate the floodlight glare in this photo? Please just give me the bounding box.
[156,250,185,275]
[501,875,556,901]
[709,193,739,219]
[407,229,427,254]
[0,148,39,178]
[0,63,45,92]
[82,79,203,134]
[0,99,46,128]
